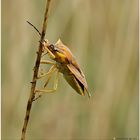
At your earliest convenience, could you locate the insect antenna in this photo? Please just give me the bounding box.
[27,21,49,51]
[27,21,41,36]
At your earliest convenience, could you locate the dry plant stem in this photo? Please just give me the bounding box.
[21,0,52,140]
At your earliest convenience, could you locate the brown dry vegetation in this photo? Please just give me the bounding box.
[2,0,138,139]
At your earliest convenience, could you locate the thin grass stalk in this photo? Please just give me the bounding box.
[21,0,52,139]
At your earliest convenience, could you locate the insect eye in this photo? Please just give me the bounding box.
[49,44,57,51]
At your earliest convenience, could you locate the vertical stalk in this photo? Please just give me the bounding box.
[21,0,52,140]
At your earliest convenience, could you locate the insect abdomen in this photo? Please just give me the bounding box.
[63,73,85,96]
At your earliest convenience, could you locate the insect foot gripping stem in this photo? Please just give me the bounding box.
[33,94,42,101]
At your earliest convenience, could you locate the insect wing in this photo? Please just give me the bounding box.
[67,63,91,98]
[67,64,88,90]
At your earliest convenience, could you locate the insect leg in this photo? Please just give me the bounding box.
[42,42,56,59]
[35,70,59,96]
[46,47,56,59]
[37,65,56,79]
[40,40,56,59]
[43,68,58,88]
[40,60,55,65]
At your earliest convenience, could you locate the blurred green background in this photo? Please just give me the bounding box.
[2,0,138,139]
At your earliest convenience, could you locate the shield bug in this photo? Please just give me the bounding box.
[36,39,91,98]
[27,21,91,98]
